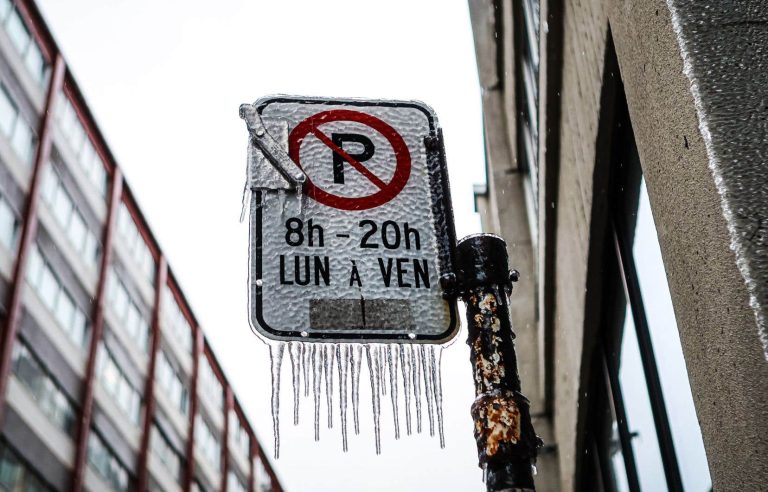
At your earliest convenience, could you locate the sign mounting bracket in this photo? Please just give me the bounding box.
[239,103,307,190]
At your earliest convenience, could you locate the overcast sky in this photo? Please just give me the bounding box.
[34,1,488,490]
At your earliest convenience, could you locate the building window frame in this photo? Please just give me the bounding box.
[579,77,710,491]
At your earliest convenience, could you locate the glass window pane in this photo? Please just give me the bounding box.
[618,306,667,491]
[10,117,34,163]
[52,185,72,228]
[83,231,99,263]
[71,308,87,348]
[54,291,75,333]
[632,179,712,491]
[0,197,16,250]
[0,86,16,136]
[24,43,46,85]
[6,10,30,56]
[41,166,57,204]
[113,283,129,320]
[79,140,95,173]
[0,0,11,20]
[0,445,21,489]
[68,211,87,253]
[38,265,59,309]
[26,247,43,286]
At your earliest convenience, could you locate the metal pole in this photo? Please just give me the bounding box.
[455,234,541,491]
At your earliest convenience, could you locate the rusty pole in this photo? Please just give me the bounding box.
[455,234,541,491]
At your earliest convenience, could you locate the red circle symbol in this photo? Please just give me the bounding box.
[288,109,411,211]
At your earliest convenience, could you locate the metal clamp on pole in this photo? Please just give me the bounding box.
[455,234,542,492]
[239,103,307,190]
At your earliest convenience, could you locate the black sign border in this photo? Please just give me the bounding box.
[250,96,458,343]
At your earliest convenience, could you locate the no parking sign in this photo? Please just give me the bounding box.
[240,96,458,344]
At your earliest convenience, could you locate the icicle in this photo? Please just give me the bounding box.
[430,345,445,448]
[324,345,335,429]
[399,344,412,436]
[269,342,285,459]
[302,342,311,397]
[365,346,382,454]
[239,145,253,223]
[288,342,301,426]
[411,344,422,434]
[296,190,304,215]
[420,344,435,436]
[387,345,400,439]
[276,188,286,212]
[351,345,362,435]
[337,345,350,452]
[377,345,387,396]
[312,345,321,441]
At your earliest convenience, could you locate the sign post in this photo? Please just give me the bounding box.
[455,234,542,491]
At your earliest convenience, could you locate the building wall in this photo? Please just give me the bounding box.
[0,1,282,491]
[470,0,768,490]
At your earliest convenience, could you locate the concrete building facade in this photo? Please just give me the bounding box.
[469,0,768,490]
[0,1,281,490]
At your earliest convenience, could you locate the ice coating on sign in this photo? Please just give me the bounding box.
[666,1,768,358]
[245,98,458,344]
[243,97,452,455]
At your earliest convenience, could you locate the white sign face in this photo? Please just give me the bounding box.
[244,96,458,343]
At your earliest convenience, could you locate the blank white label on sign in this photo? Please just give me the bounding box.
[246,96,458,344]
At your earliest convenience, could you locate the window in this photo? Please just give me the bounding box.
[26,246,89,348]
[12,341,76,434]
[0,192,18,250]
[87,430,130,492]
[105,267,150,353]
[162,285,193,354]
[580,89,710,491]
[116,203,155,283]
[194,415,221,471]
[150,424,182,482]
[227,471,247,492]
[254,459,273,492]
[199,355,222,411]
[0,84,35,164]
[0,2,49,87]
[156,350,189,416]
[54,94,107,196]
[0,440,51,491]
[513,0,540,224]
[96,345,141,424]
[230,416,250,462]
[40,166,100,266]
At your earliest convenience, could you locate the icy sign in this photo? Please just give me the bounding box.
[241,96,458,344]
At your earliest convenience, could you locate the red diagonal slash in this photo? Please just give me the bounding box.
[310,128,387,190]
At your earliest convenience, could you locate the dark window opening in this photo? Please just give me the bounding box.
[579,63,711,492]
